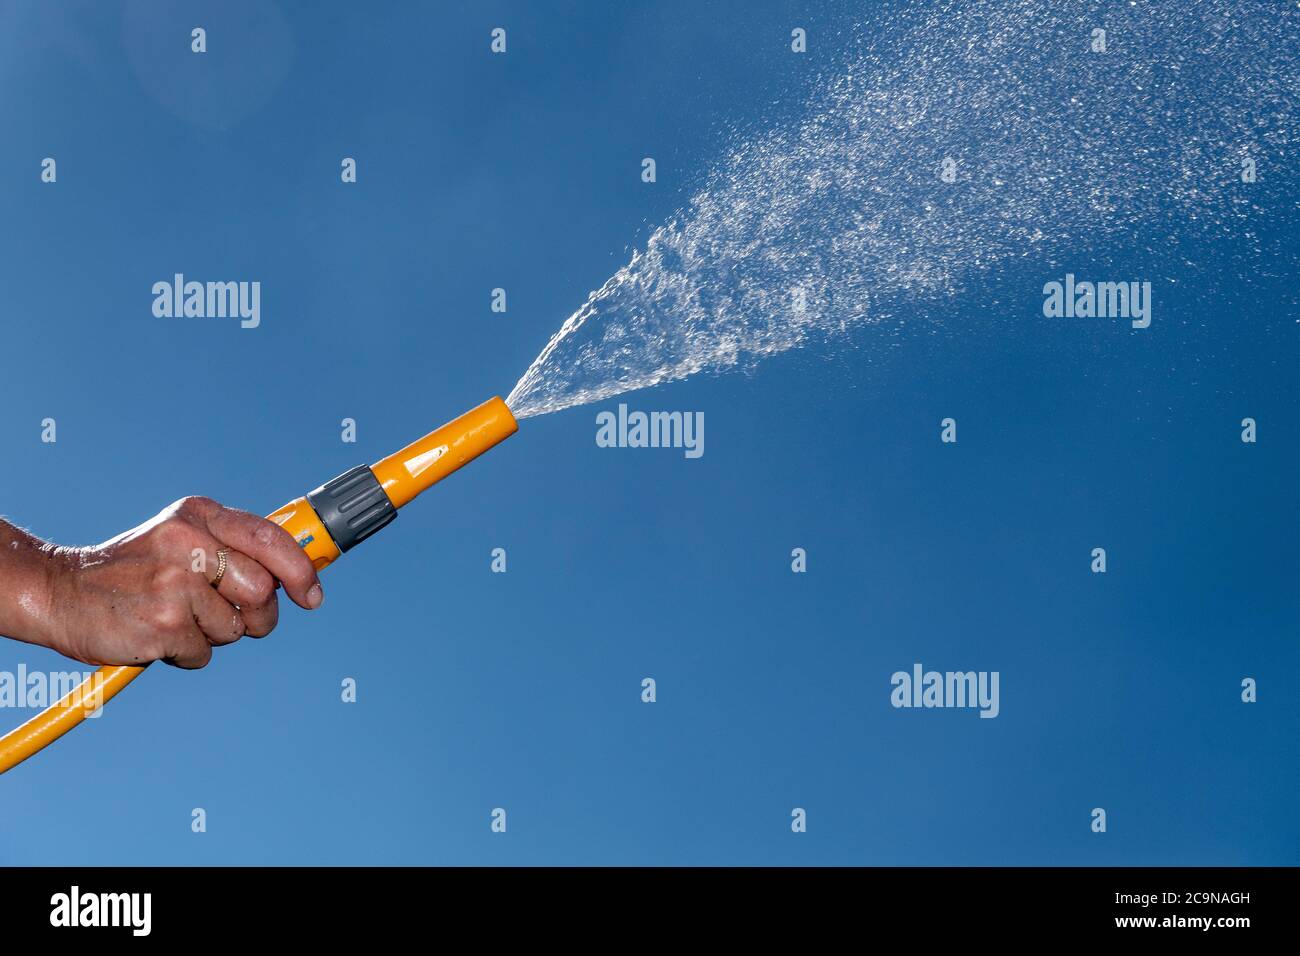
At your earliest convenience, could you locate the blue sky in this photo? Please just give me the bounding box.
[0,0,1296,865]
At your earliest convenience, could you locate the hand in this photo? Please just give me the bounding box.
[40,497,323,668]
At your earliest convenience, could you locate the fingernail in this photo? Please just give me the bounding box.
[307,584,323,609]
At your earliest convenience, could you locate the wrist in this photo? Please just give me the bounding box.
[0,520,70,653]
[32,543,74,655]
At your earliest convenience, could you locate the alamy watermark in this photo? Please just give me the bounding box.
[890,663,1000,718]
[50,886,151,936]
[596,403,704,459]
[152,274,261,328]
[1042,273,1151,329]
[1,665,104,716]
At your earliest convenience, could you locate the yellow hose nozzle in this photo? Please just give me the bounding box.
[0,397,518,774]
[372,394,518,510]
[266,396,518,572]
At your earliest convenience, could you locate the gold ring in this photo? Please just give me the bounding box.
[212,548,230,588]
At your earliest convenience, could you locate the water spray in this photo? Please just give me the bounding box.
[0,397,518,774]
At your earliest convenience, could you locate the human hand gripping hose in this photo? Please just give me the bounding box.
[0,397,517,774]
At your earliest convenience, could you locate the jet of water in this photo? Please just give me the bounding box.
[507,0,1297,419]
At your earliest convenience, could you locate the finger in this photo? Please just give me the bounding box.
[198,546,279,637]
[186,533,280,638]
[162,625,213,670]
[189,582,246,647]
[219,551,279,637]
[202,506,323,610]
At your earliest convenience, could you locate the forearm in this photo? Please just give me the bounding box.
[0,518,60,652]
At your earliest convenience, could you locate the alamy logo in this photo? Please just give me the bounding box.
[152,274,261,328]
[596,403,704,459]
[1042,273,1151,329]
[890,663,1000,718]
[50,886,151,936]
[1,666,103,715]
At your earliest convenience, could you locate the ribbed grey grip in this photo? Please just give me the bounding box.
[305,465,397,553]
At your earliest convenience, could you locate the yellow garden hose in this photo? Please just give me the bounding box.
[0,664,141,771]
[0,397,517,775]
